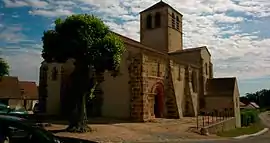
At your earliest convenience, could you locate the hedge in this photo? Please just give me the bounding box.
[241,109,259,127]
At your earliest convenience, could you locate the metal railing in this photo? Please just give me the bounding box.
[196,108,234,129]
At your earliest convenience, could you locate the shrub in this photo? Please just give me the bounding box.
[240,109,259,127]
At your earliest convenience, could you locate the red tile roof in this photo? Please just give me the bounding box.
[19,81,38,100]
[0,76,21,99]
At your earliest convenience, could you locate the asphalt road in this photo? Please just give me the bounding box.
[139,112,270,143]
[179,111,270,143]
[178,132,270,143]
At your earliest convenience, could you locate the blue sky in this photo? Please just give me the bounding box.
[0,0,269,96]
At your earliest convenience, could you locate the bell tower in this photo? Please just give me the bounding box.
[140,1,183,53]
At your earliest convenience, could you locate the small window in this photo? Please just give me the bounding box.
[209,64,212,77]
[51,67,57,81]
[157,62,160,77]
[172,13,175,28]
[155,12,161,28]
[205,63,208,75]
[146,14,152,29]
[176,16,180,30]
[177,66,181,81]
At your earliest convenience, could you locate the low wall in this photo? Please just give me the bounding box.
[200,117,236,135]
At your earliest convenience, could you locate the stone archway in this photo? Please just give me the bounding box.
[151,82,165,118]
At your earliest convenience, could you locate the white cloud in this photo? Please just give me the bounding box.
[3,0,48,8]
[0,25,35,43]
[75,0,270,79]
[11,14,19,18]
[1,48,42,82]
[0,25,24,43]
[29,9,73,17]
[3,0,74,17]
[2,0,270,80]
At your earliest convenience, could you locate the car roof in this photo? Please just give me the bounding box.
[0,115,26,122]
[0,103,7,107]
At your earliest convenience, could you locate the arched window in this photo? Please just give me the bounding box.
[205,63,208,75]
[172,13,175,28]
[40,66,48,82]
[176,16,180,30]
[192,71,197,92]
[51,67,58,81]
[155,12,161,28]
[146,14,152,29]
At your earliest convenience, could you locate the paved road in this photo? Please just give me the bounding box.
[178,132,270,143]
[138,112,270,143]
[179,111,270,143]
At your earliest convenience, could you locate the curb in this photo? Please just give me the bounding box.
[233,128,269,139]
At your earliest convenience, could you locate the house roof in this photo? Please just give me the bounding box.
[250,102,260,108]
[206,77,237,96]
[19,81,38,100]
[140,1,183,16]
[0,76,21,99]
[240,102,246,107]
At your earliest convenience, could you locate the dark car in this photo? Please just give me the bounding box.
[0,115,61,143]
[0,103,28,115]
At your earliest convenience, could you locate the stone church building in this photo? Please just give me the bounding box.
[38,1,241,126]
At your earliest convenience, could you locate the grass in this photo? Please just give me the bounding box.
[217,122,264,137]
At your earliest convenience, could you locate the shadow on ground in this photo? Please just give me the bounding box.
[59,137,98,143]
[35,117,142,125]
[49,129,67,133]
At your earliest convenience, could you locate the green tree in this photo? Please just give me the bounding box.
[0,58,9,77]
[243,89,270,109]
[42,14,125,132]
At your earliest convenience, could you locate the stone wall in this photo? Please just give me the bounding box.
[129,53,144,121]
[45,63,63,115]
[139,51,201,120]
[201,117,236,135]
[38,63,48,113]
[170,61,186,118]
[141,52,167,121]
[166,60,181,118]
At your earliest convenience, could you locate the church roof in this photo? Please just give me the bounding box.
[168,46,211,56]
[140,1,183,16]
[112,32,199,68]
[206,77,237,97]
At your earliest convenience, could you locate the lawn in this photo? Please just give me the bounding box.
[217,122,264,137]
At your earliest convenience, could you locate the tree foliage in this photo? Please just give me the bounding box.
[41,14,125,133]
[240,89,270,109]
[42,14,125,73]
[0,58,9,77]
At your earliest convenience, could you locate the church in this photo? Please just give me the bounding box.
[38,1,241,126]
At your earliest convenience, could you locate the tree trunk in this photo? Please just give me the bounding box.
[66,61,94,133]
[66,95,92,133]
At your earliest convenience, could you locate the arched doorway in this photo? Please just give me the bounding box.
[152,82,164,118]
